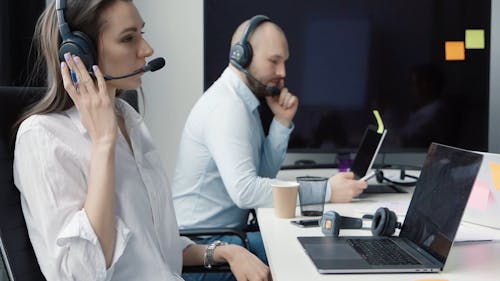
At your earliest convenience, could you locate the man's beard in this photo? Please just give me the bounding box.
[247,76,270,98]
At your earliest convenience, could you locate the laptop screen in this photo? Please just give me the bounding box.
[400,143,483,264]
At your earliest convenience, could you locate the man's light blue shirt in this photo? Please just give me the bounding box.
[172,67,294,229]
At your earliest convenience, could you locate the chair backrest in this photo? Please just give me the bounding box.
[0,87,138,281]
[0,86,46,281]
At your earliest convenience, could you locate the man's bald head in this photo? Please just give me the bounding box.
[230,19,286,49]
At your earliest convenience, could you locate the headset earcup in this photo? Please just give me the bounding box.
[371,207,386,236]
[382,209,398,236]
[72,31,96,70]
[320,211,341,237]
[375,170,384,183]
[229,15,270,69]
[229,43,245,67]
[331,212,341,237]
[59,31,96,71]
[229,42,252,69]
[371,207,398,236]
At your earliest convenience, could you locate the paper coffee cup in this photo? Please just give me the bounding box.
[272,181,299,218]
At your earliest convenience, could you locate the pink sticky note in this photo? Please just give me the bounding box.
[466,180,490,211]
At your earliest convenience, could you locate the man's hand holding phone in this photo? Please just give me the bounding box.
[358,170,376,182]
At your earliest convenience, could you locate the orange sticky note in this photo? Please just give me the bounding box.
[489,162,500,190]
[445,41,465,61]
[467,180,490,211]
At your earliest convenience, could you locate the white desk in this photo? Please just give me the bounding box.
[258,169,500,281]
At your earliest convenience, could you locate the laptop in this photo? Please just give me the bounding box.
[350,125,387,180]
[298,143,483,273]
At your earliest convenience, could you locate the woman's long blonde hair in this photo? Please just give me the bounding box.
[17,0,129,128]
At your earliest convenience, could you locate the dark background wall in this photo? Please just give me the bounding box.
[204,0,490,154]
[0,0,45,86]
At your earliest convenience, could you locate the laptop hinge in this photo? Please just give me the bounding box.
[402,237,444,269]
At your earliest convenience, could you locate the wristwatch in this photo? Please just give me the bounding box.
[203,240,228,269]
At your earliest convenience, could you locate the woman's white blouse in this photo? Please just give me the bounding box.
[13,99,192,281]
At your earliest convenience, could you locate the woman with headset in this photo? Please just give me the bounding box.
[13,0,270,280]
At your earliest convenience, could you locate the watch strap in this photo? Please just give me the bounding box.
[203,240,228,269]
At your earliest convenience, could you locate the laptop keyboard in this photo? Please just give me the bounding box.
[348,238,421,265]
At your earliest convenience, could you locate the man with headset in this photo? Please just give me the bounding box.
[173,15,367,269]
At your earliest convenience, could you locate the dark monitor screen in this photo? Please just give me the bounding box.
[204,0,490,153]
[400,143,483,263]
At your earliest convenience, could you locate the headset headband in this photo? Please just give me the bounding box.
[55,0,97,71]
[240,15,271,44]
[56,0,72,40]
[240,15,270,45]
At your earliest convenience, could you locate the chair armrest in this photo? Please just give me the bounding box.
[182,264,231,274]
[179,227,249,249]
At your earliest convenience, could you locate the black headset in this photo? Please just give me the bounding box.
[375,169,419,187]
[56,0,97,71]
[229,15,271,69]
[370,207,402,236]
[320,207,402,237]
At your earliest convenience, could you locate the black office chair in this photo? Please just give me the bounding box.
[0,86,46,281]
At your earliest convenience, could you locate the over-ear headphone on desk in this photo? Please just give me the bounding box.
[320,207,402,237]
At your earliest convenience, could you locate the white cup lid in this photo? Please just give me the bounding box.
[271,180,299,188]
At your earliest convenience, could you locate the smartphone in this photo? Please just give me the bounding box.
[358,170,376,182]
[290,219,320,228]
[350,126,387,180]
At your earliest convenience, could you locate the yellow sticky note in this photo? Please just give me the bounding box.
[489,162,500,191]
[465,29,485,49]
[372,110,384,134]
[445,41,465,61]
